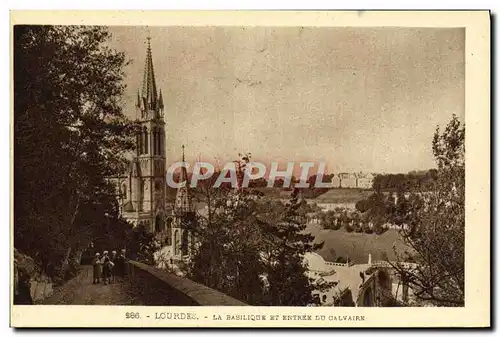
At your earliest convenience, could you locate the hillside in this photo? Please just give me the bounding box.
[311,188,374,204]
[306,223,409,264]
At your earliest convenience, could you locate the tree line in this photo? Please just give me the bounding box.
[14,25,138,283]
[372,169,438,191]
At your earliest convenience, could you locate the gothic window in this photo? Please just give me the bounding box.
[151,128,155,155]
[143,127,148,154]
[154,128,158,155]
[121,183,127,200]
[154,214,164,233]
[174,230,180,255]
[138,179,144,211]
[155,128,159,156]
[158,131,162,155]
[362,287,374,307]
[158,129,163,155]
[181,231,189,256]
[165,218,173,245]
[137,133,142,155]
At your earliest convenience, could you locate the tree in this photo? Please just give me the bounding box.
[14,25,137,280]
[392,114,465,306]
[260,188,332,306]
[188,154,267,305]
[188,154,333,306]
[126,223,156,265]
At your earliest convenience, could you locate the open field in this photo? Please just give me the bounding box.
[311,188,374,204]
[306,223,408,264]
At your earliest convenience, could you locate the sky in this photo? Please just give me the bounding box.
[107,26,464,174]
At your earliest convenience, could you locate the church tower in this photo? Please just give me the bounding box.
[120,37,166,232]
[172,145,196,260]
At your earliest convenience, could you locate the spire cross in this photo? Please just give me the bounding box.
[182,145,185,162]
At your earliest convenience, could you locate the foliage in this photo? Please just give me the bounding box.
[188,155,267,304]
[372,170,438,191]
[259,188,332,306]
[14,25,137,279]
[188,155,331,305]
[126,224,156,265]
[92,216,134,254]
[392,114,465,306]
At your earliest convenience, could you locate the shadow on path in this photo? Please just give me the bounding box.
[40,265,144,305]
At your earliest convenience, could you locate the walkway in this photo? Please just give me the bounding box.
[41,265,144,305]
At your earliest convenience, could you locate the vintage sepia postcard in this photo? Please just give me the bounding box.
[10,10,490,328]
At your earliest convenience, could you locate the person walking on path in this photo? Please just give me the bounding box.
[118,249,128,280]
[101,251,114,285]
[92,253,102,284]
[113,249,124,281]
[110,251,117,283]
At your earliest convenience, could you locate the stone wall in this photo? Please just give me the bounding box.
[13,249,54,303]
[126,261,248,306]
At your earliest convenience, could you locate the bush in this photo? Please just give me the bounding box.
[374,223,387,235]
[336,256,347,264]
[344,223,354,233]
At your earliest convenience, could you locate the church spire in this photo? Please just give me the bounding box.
[157,89,164,111]
[175,145,194,215]
[141,37,158,110]
[179,145,187,183]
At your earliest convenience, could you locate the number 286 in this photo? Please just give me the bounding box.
[126,312,140,319]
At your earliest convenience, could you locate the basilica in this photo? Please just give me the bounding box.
[111,38,195,262]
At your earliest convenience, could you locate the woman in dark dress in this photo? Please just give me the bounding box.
[102,256,114,285]
[92,253,102,284]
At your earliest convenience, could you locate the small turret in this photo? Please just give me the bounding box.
[136,90,141,108]
[174,145,195,216]
[158,89,164,112]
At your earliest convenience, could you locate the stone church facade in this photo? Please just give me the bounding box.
[111,38,195,262]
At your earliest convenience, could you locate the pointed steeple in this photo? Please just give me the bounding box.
[136,90,141,108]
[175,145,194,216]
[158,89,164,110]
[141,37,158,110]
[179,144,188,184]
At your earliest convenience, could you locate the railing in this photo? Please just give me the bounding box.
[126,260,248,306]
[371,260,418,269]
[325,261,356,267]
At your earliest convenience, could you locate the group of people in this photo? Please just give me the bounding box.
[92,249,127,285]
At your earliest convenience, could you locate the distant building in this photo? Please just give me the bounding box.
[339,173,357,188]
[331,174,341,188]
[356,172,374,189]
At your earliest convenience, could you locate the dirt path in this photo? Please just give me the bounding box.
[41,265,143,305]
